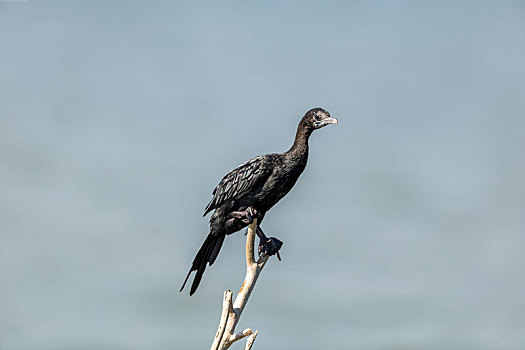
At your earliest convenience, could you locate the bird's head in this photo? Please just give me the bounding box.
[300,108,338,132]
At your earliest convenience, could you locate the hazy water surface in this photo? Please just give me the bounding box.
[1,1,525,349]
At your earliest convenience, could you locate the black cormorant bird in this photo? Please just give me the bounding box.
[181,108,337,295]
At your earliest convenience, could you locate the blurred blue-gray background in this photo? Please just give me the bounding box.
[1,1,524,349]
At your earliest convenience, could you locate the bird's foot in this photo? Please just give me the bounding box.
[255,225,283,260]
[229,206,261,224]
[258,237,283,260]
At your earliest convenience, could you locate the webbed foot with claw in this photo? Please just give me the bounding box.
[256,226,283,260]
[229,206,261,224]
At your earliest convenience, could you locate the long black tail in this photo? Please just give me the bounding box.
[180,233,225,295]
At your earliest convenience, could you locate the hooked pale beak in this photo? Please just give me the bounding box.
[314,117,338,128]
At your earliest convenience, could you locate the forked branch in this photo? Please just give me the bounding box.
[210,219,270,350]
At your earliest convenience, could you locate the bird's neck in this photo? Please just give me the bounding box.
[286,126,310,160]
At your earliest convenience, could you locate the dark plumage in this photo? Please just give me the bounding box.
[181,108,337,295]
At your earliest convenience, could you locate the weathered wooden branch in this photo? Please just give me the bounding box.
[210,219,270,350]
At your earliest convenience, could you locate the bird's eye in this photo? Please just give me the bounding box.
[314,115,320,121]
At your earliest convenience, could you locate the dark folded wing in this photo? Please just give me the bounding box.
[204,155,273,216]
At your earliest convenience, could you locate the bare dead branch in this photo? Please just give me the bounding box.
[244,330,258,350]
[210,219,272,350]
[229,328,254,343]
[210,290,233,350]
